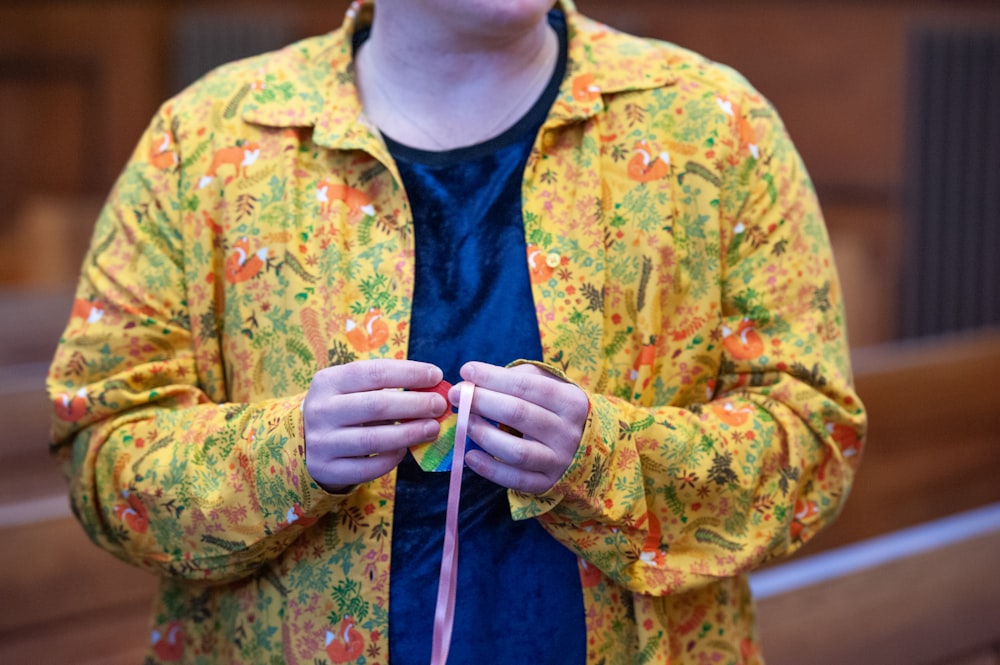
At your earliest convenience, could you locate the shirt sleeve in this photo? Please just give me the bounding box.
[47,106,343,584]
[508,85,866,596]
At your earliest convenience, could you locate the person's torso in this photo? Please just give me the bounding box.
[145,11,767,663]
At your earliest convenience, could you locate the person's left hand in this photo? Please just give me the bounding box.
[451,361,589,494]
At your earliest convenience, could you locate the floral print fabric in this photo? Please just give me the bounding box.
[47,1,865,663]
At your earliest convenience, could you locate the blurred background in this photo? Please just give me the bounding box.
[1,1,998,663]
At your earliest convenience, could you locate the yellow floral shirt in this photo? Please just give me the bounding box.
[48,1,865,663]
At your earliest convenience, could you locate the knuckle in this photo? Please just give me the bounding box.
[509,440,531,467]
[302,398,319,426]
[565,395,589,423]
[505,399,531,427]
[314,365,346,395]
[359,391,394,424]
[305,455,321,479]
[356,426,381,456]
[490,463,515,488]
[308,458,341,486]
[536,476,557,494]
[510,374,534,399]
[362,360,390,387]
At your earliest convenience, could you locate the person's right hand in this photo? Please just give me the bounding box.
[303,359,447,493]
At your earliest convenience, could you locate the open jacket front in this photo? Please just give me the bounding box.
[48,1,866,663]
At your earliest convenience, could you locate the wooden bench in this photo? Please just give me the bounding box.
[758,329,1000,664]
[802,327,1000,555]
[0,289,75,506]
[755,502,1000,665]
[0,515,155,665]
[0,289,156,663]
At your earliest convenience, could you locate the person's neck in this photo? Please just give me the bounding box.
[355,13,558,151]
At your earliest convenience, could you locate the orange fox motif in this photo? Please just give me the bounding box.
[579,557,604,588]
[151,621,183,661]
[325,616,364,663]
[250,67,268,93]
[279,503,318,529]
[70,298,105,327]
[636,509,666,567]
[790,498,819,540]
[345,308,389,353]
[716,96,760,159]
[225,237,267,284]
[629,338,658,390]
[741,637,762,663]
[722,319,764,360]
[526,244,556,284]
[149,133,179,170]
[316,180,376,219]
[54,387,88,422]
[69,296,159,328]
[198,142,261,188]
[67,297,161,332]
[711,399,755,428]
[113,489,149,533]
[828,422,862,460]
[627,140,670,182]
[571,72,601,102]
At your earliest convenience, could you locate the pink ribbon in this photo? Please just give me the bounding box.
[430,382,474,665]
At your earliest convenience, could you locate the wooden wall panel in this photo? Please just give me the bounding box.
[0,4,167,287]
[824,201,901,347]
[0,4,168,188]
[0,76,92,205]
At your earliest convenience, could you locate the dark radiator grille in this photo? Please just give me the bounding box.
[901,25,1000,338]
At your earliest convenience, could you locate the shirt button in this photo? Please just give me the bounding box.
[545,252,561,268]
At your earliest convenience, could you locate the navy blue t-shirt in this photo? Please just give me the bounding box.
[371,12,587,665]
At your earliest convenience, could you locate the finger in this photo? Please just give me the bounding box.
[314,419,440,459]
[459,362,571,414]
[308,447,408,490]
[461,382,564,445]
[465,449,553,495]
[465,413,556,473]
[321,359,443,395]
[307,388,447,428]
[413,379,455,422]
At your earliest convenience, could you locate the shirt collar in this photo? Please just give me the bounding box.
[548,0,679,124]
[240,0,678,147]
[240,0,383,156]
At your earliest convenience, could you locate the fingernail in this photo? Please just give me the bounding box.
[432,394,447,414]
